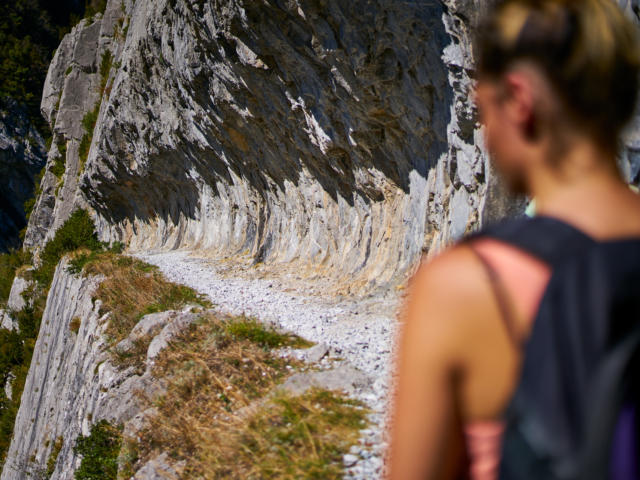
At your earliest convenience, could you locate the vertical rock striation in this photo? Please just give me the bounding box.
[23,0,518,294]
[22,0,640,291]
[0,258,107,479]
[0,258,162,480]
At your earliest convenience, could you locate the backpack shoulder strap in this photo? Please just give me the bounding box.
[581,324,640,480]
[462,214,597,265]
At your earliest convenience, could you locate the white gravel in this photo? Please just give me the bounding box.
[134,249,403,479]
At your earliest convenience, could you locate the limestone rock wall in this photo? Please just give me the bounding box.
[23,0,509,294]
[0,258,158,480]
[23,0,133,252]
[22,0,640,294]
[0,259,105,480]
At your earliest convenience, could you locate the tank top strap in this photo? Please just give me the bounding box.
[460,214,597,347]
[466,243,522,347]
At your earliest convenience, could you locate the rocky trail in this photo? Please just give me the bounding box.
[134,249,405,479]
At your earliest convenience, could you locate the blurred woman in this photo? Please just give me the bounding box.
[387,0,640,478]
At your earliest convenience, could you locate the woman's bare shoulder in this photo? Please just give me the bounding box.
[401,243,496,359]
[408,242,486,297]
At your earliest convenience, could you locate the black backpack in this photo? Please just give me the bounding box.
[463,214,640,480]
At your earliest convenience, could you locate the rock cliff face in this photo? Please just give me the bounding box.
[22,0,526,294]
[6,0,640,478]
[0,258,166,480]
[0,101,46,252]
[20,0,640,289]
[0,259,109,479]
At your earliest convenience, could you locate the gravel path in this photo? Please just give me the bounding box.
[134,249,403,479]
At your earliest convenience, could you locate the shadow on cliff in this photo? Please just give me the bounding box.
[86,0,454,240]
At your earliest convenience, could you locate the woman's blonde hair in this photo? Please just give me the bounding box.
[476,0,640,153]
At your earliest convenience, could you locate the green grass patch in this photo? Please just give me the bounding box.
[74,420,121,480]
[51,155,65,179]
[78,99,100,174]
[99,50,112,93]
[235,388,369,479]
[225,317,314,350]
[24,166,46,222]
[54,91,62,115]
[46,436,63,478]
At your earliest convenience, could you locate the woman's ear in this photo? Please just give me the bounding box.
[502,70,538,141]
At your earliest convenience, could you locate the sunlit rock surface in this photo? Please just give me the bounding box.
[8,1,640,479]
[23,0,528,295]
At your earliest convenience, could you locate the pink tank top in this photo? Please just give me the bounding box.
[464,421,505,480]
[462,239,552,480]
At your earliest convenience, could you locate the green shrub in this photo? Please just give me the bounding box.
[81,106,99,135]
[52,147,67,195]
[0,249,31,306]
[83,0,108,21]
[58,140,67,160]
[34,209,102,287]
[74,420,122,480]
[78,133,91,172]
[51,156,65,178]
[0,296,43,464]
[0,248,39,465]
[0,329,24,383]
[24,166,46,222]
[78,102,101,173]
[99,50,112,92]
[0,209,105,465]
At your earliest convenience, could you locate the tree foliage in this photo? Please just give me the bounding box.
[74,420,122,480]
[0,0,99,132]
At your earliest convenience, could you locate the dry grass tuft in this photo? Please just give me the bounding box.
[111,334,155,373]
[213,388,369,479]
[134,313,368,479]
[80,252,210,344]
[69,316,81,334]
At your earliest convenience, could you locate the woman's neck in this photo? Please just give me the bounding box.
[528,140,620,204]
[525,140,639,238]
